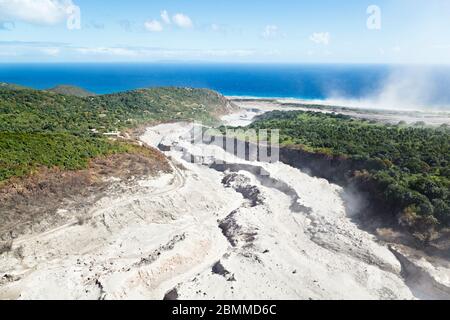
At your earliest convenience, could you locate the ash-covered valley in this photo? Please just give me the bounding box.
[1,103,449,300]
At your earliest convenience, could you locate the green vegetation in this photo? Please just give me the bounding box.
[249,111,450,230]
[0,82,29,91]
[0,85,232,183]
[46,85,95,97]
[1,86,230,133]
[0,132,130,183]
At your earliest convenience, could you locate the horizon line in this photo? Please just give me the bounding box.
[1,61,450,66]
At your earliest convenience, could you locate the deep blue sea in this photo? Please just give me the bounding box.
[1,63,450,109]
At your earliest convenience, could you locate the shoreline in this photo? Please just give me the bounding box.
[227,95,450,114]
[228,97,450,126]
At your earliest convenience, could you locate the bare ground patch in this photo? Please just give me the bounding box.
[0,147,171,241]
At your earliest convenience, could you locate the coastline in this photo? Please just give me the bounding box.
[227,95,450,113]
[227,96,450,126]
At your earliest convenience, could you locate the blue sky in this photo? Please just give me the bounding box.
[1,0,450,63]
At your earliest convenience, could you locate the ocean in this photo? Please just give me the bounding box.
[1,63,450,109]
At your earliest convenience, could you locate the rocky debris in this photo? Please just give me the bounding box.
[240,251,263,265]
[218,210,241,247]
[212,261,236,281]
[218,209,259,251]
[211,162,312,214]
[222,173,264,207]
[0,240,13,255]
[133,233,186,268]
[0,274,21,286]
[178,143,312,214]
[157,143,172,152]
[163,288,179,300]
[290,200,313,215]
[94,279,107,300]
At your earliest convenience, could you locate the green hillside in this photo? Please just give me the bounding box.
[46,85,95,97]
[0,86,233,133]
[0,85,235,184]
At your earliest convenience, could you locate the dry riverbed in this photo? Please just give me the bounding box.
[0,107,449,300]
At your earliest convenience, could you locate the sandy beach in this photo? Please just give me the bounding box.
[228,98,450,127]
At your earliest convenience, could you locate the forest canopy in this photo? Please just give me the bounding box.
[249,110,450,229]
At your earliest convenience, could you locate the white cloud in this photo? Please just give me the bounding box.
[172,13,193,29]
[41,47,60,56]
[0,41,261,61]
[309,32,330,45]
[76,47,138,57]
[262,25,278,39]
[0,40,66,59]
[161,10,170,24]
[203,49,255,57]
[0,0,79,26]
[73,46,255,59]
[144,20,163,32]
